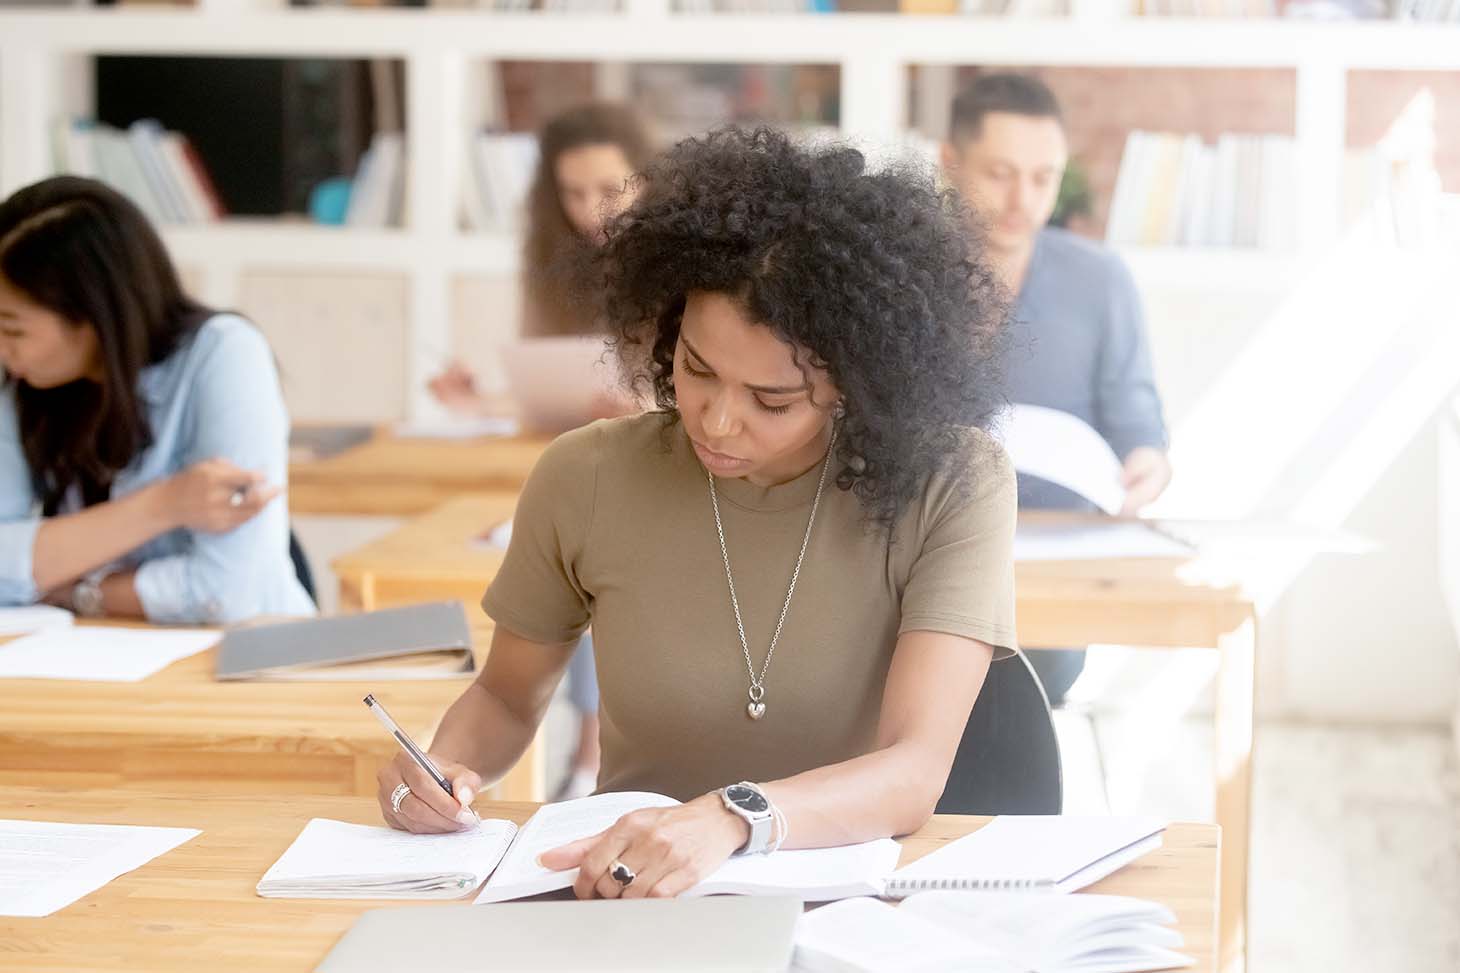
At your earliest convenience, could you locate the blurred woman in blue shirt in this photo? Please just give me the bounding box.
[0,176,314,623]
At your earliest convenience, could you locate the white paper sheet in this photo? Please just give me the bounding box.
[475,792,679,903]
[999,405,1125,516]
[0,626,219,681]
[392,417,520,440]
[0,605,75,636]
[1014,521,1195,562]
[258,818,517,899]
[794,897,1017,973]
[0,820,199,917]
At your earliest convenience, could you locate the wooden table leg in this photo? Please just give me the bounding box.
[1213,612,1256,973]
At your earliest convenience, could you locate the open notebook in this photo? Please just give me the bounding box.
[215,602,474,681]
[258,793,900,903]
[793,891,1192,973]
[884,816,1166,897]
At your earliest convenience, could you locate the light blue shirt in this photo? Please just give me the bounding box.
[0,314,315,623]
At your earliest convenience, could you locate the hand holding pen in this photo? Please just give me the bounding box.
[162,457,278,534]
[367,693,484,833]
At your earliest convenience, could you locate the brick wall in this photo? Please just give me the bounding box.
[931,65,1298,237]
[917,64,1460,240]
[1348,69,1460,193]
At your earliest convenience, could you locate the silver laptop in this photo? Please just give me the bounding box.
[315,897,802,972]
[499,337,618,433]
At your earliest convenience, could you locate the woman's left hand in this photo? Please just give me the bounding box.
[537,794,750,899]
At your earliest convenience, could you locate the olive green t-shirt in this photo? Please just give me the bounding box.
[481,413,1018,801]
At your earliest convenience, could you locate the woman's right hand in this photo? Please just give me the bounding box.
[162,458,279,533]
[377,751,484,834]
[427,361,491,417]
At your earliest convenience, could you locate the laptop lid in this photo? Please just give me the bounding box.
[316,897,802,972]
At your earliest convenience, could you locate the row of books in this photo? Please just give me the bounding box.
[1138,0,1460,16]
[1392,0,1460,20]
[1343,147,1455,249]
[460,132,539,233]
[420,0,621,7]
[670,0,1067,11]
[1132,0,1276,15]
[51,119,225,226]
[346,132,408,228]
[1105,130,1298,250]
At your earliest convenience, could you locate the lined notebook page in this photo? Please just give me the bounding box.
[885,816,1165,895]
[258,818,517,899]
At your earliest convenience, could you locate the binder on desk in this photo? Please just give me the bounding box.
[215,601,475,681]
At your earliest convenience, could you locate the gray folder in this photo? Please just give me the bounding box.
[215,601,475,681]
[316,897,802,972]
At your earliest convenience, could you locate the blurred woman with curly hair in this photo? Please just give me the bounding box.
[377,126,1019,901]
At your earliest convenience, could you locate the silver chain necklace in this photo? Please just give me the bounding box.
[706,426,838,721]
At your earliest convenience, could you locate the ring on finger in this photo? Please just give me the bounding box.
[390,782,412,814]
[609,860,636,888]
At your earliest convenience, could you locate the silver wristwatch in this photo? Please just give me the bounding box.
[72,575,106,618]
[718,781,775,856]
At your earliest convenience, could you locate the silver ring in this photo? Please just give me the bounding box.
[609,860,635,888]
[228,488,245,508]
[390,782,412,815]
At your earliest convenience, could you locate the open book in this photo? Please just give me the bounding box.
[793,892,1192,973]
[884,816,1166,897]
[258,793,901,903]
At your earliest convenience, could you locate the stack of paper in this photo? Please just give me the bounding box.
[257,818,517,899]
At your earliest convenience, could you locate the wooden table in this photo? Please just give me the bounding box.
[0,787,1219,972]
[334,496,1258,972]
[288,432,550,517]
[0,622,542,803]
[1016,513,1257,973]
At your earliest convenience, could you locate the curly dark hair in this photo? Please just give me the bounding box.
[598,126,1009,527]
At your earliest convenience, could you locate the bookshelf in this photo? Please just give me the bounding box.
[1,10,1457,417]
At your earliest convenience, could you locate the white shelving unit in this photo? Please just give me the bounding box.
[1,9,1456,416]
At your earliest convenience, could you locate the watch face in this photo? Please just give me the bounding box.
[727,784,769,814]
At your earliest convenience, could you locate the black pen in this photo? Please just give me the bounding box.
[364,692,479,824]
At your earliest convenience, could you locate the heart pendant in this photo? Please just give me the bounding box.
[746,700,766,720]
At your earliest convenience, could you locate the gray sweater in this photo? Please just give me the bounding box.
[1006,227,1169,510]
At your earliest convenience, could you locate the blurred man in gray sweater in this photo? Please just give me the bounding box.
[942,73,1172,705]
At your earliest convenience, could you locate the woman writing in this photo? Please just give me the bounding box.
[381,127,1015,899]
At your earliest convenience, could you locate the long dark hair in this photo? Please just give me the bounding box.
[0,176,210,514]
[522,102,654,337]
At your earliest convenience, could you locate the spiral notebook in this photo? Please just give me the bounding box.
[883,816,1165,898]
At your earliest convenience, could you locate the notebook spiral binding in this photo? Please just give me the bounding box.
[884,876,1057,894]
